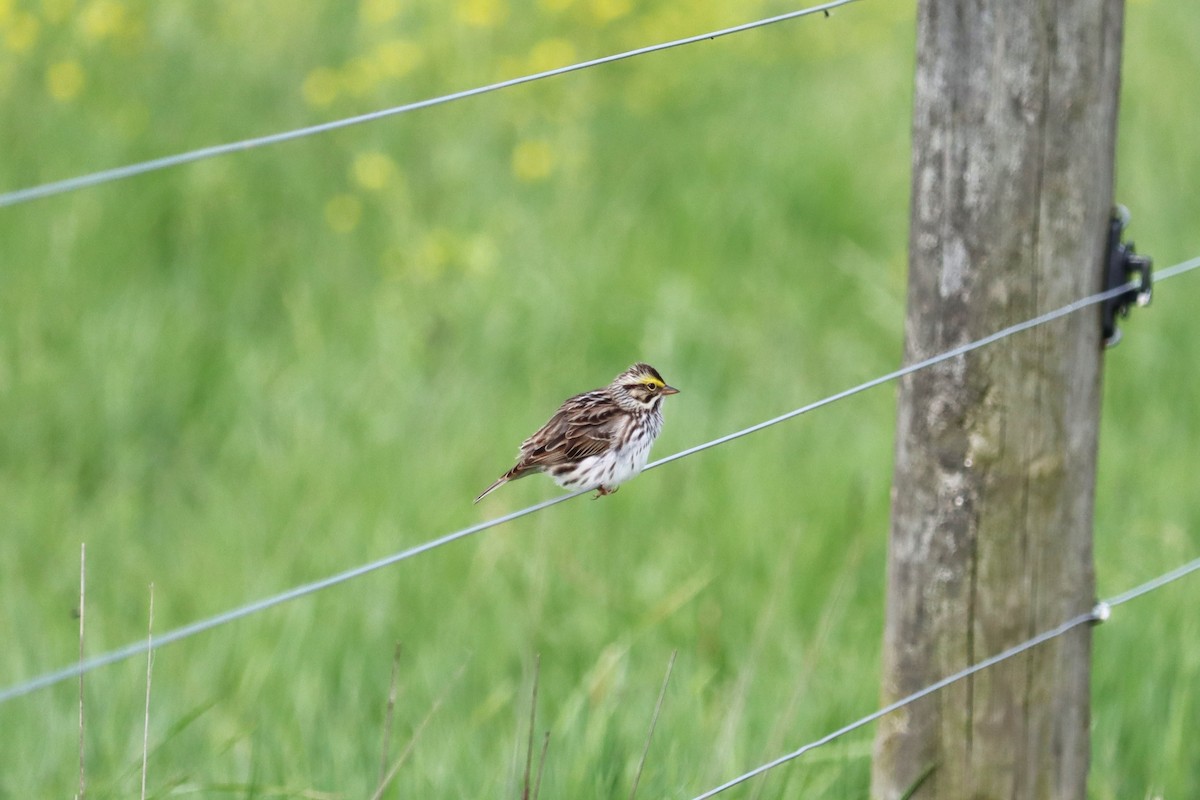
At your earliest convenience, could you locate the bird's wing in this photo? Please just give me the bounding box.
[516,391,620,468]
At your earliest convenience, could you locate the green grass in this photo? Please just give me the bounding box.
[1,0,1197,797]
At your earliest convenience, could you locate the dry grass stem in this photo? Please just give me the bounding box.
[370,658,469,800]
[141,583,155,800]
[629,649,677,800]
[76,542,86,800]
[379,641,403,786]
[520,653,541,800]
[532,731,550,800]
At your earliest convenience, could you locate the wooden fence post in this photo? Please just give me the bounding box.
[871,1,1125,798]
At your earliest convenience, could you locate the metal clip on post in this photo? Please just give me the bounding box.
[1101,205,1153,347]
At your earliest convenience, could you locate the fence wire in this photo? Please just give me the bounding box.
[0,0,860,208]
[689,556,1200,798]
[1,257,1196,706]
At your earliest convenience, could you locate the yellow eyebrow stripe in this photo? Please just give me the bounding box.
[640,377,665,388]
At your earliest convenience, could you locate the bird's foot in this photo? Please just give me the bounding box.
[592,485,618,499]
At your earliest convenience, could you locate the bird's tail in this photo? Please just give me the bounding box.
[473,477,507,504]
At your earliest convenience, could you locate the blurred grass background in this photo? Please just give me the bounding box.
[0,0,1197,797]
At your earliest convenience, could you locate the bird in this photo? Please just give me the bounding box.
[474,363,679,503]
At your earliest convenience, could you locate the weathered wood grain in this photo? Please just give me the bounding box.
[872,1,1125,798]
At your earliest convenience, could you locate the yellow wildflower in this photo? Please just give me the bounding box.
[374,39,422,79]
[590,0,630,24]
[303,67,339,107]
[80,0,126,42]
[5,12,39,53]
[415,229,453,280]
[456,0,508,28]
[528,38,576,73]
[46,60,85,103]
[324,194,363,233]
[351,152,400,192]
[511,139,556,183]
[359,0,400,25]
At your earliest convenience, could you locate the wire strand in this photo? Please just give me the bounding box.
[688,555,1200,799]
[0,0,860,209]
[649,254,1200,471]
[0,256,1196,705]
[1105,557,1200,608]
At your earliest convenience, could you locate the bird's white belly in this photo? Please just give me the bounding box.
[552,436,654,491]
[606,440,652,486]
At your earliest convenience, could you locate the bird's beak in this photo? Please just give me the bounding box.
[661,385,680,395]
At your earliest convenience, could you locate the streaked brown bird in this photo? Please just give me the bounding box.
[474,363,679,503]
